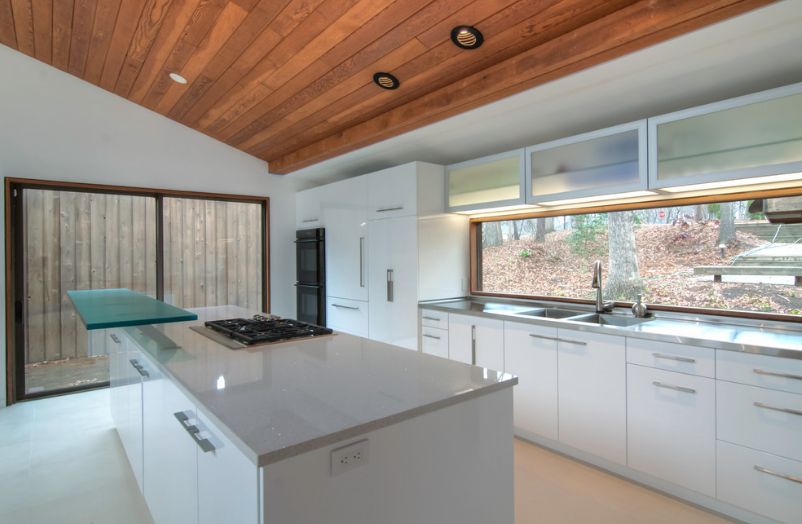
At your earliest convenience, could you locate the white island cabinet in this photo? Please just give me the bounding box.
[110,306,517,524]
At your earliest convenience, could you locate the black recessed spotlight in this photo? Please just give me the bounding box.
[450,25,483,49]
[373,72,400,90]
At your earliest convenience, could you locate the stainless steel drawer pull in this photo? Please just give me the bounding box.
[529,333,560,342]
[302,218,318,223]
[753,369,802,381]
[471,325,477,366]
[174,412,216,453]
[423,334,441,340]
[332,303,359,310]
[558,338,587,346]
[753,401,802,417]
[386,269,394,302]
[652,353,696,363]
[110,334,121,344]
[422,316,441,321]
[652,381,696,394]
[359,237,365,288]
[376,206,403,213]
[129,359,149,378]
[753,465,802,485]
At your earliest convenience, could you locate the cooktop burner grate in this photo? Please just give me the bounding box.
[204,315,333,345]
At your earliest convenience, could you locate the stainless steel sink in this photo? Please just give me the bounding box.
[568,313,653,327]
[517,308,587,319]
[481,303,546,315]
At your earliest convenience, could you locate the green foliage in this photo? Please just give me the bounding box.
[568,214,607,255]
[707,203,720,218]
[746,200,765,220]
[519,249,531,258]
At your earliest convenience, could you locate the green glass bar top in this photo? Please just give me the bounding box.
[67,288,197,330]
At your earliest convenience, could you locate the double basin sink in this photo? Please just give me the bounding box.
[482,303,652,328]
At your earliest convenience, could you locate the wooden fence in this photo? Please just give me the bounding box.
[23,190,262,365]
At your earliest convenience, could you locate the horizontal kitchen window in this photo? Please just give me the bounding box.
[474,193,802,320]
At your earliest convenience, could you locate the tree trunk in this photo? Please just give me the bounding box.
[544,216,554,233]
[534,218,546,242]
[694,205,705,222]
[483,222,503,247]
[718,202,736,245]
[512,220,521,240]
[605,211,642,300]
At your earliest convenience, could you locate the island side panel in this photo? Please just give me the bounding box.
[260,387,514,524]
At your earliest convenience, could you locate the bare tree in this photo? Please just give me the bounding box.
[605,211,642,300]
[483,222,503,247]
[718,202,736,245]
[545,216,554,233]
[512,220,521,240]
[534,218,546,242]
[694,205,705,222]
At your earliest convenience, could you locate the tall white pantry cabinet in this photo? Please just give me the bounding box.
[296,162,469,349]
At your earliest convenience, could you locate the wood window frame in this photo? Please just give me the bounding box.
[4,177,271,404]
[469,185,802,324]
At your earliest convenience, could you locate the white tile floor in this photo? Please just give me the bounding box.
[1,390,732,524]
[0,389,152,524]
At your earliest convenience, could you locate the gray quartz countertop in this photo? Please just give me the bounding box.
[420,298,802,359]
[125,306,516,468]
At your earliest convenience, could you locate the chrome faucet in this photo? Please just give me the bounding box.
[591,260,614,313]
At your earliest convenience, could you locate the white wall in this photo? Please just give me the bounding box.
[0,45,300,406]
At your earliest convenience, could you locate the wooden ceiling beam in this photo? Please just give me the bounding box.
[266,0,774,173]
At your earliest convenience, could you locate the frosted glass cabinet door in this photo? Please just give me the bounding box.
[650,82,802,189]
[526,120,647,204]
[446,149,525,212]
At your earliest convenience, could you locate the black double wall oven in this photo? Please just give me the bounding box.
[295,228,326,326]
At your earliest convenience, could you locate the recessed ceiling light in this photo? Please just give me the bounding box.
[373,72,399,90]
[169,72,188,85]
[450,26,483,49]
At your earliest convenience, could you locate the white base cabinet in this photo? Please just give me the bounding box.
[627,364,716,496]
[326,297,369,338]
[557,329,626,465]
[447,313,504,370]
[503,321,558,441]
[109,328,145,492]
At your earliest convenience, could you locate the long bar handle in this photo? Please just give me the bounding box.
[753,465,802,485]
[422,316,441,322]
[301,218,318,223]
[753,369,802,381]
[754,401,802,417]
[129,359,150,378]
[174,412,215,453]
[110,334,121,344]
[332,303,359,310]
[653,352,696,363]
[376,206,403,213]
[652,381,696,394]
[386,269,394,302]
[359,237,365,288]
[471,325,476,366]
[558,338,587,346]
[423,334,441,340]
[529,333,560,343]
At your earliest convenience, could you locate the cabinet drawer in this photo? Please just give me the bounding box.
[421,327,449,359]
[420,308,448,329]
[717,441,802,524]
[627,365,715,496]
[717,350,802,394]
[326,297,369,338]
[718,380,802,462]
[627,339,714,377]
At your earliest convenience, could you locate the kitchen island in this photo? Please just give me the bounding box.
[108,305,516,524]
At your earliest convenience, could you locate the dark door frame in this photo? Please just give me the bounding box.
[4,177,271,404]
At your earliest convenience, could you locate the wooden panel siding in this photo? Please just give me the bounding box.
[162,197,262,311]
[22,189,157,365]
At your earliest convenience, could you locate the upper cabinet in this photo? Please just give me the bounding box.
[295,185,325,229]
[367,162,445,219]
[649,82,802,189]
[446,149,526,212]
[526,120,647,204]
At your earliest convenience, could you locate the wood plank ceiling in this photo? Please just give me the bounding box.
[0,0,774,174]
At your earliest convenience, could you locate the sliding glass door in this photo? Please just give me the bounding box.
[18,189,157,397]
[8,181,269,402]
